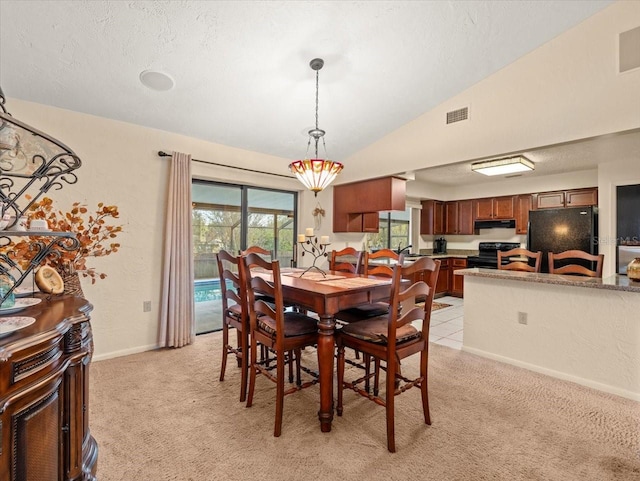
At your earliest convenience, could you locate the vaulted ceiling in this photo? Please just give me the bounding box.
[0,0,622,185]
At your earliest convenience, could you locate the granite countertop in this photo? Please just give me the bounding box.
[411,249,478,259]
[456,267,640,293]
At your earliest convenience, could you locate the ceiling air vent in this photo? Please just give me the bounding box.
[446,107,468,124]
[619,26,640,73]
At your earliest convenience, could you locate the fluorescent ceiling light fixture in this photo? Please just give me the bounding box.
[471,156,534,176]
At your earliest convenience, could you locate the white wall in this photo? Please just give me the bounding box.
[339,1,640,183]
[598,158,640,277]
[8,98,321,360]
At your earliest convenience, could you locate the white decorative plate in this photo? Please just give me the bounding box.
[0,297,42,315]
[0,316,36,337]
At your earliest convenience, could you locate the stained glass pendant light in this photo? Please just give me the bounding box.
[289,58,343,196]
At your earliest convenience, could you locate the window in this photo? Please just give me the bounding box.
[368,208,411,251]
[191,180,297,334]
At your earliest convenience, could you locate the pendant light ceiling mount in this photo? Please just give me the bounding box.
[289,58,343,197]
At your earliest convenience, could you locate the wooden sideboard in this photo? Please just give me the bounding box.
[0,295,98,481]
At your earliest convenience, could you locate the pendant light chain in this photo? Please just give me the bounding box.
[288,58,343,196]
[315,68,319,159]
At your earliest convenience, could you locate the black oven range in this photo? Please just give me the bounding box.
[466,242,521,269]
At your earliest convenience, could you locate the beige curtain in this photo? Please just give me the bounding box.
[159,151,195,348]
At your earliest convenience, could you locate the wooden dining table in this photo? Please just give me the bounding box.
[253,268,396,433]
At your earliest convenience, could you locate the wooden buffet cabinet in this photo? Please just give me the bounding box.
[0,295,98,481]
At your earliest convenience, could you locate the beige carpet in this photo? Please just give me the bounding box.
[90,332,640,481]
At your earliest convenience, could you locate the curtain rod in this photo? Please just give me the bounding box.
[157,151,295,180]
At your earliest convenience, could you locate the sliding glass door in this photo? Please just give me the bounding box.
[192,180,297,334]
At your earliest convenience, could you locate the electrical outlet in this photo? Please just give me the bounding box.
[518,311,528,325]
[143,301,151,312]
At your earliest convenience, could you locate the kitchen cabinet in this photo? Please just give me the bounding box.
[533,187,597,210]
[566,188,598,207]
[450,258,467,297]
[333,177,406,232]
[344,212,379,232]
[420,200,444,235]
[435,258,451,294]
[515,194,533,235]
[444,200,474,235]
[473,196,515,220]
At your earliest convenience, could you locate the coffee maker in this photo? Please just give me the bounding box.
[433,237,447,254]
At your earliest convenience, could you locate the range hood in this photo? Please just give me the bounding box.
[474,219,516,229]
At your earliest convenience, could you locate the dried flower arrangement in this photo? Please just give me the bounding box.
[4,197,123,283]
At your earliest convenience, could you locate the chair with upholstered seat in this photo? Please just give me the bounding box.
[329,247,362,274]
[498,248,542,273]
[243,253,319,437]
[216,249,250,402]
[334,249,404,323]
[548,250,604,277]
[336,256,441,452]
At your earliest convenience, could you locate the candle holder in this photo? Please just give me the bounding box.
[298,235,330,277]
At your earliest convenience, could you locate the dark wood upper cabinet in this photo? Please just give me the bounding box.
[533,187,597,210]
[333,177,406,232]
[534,191,565,210]
[457,200,474,234]
[515,194,533,234]
[443,200,473,235]
[473,196,515,220]
[473,198,494,220]
[566,188,598,207]
[420,200,444,235]
[444,201,458,234]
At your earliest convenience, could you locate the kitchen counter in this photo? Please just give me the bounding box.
[460,267,640,401]
[406,249,478,260]
[456,267,640,293]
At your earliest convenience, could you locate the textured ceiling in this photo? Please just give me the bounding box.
[0,0,616,178]
[414,128,640,186]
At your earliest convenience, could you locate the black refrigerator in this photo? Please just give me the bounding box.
[527,206,598,273]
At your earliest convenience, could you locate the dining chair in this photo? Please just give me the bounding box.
[329,247,362,274]
[548,250,604,277]
[243,253,319,437]
[240,245,273,260]
[334,249,404,323]
[216,249,250,402]
[497,248,542,273]
[336,256,441,452]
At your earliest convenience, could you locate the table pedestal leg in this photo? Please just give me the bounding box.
[317,314,335,432]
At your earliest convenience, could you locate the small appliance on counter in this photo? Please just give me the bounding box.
[433,237,447,254]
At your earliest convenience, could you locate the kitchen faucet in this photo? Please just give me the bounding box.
[397,242,412,255]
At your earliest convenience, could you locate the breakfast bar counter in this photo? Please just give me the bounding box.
[456,268,640,401]
[457,267,640,293]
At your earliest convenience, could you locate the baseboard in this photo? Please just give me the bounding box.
[461,345,640,402]
[93,343,160,362]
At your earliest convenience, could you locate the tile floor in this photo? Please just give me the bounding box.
[417,295,464,350]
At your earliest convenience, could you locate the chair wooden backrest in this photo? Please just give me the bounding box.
[363,249,404,278]
[243,253,285,345]
[548,250,604,278]
[389,256,441,347]
[497,248,542,273]
[216,249,248,320]
[330,247,362,274]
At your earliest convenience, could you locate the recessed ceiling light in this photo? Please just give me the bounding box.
[139,70,175,91]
